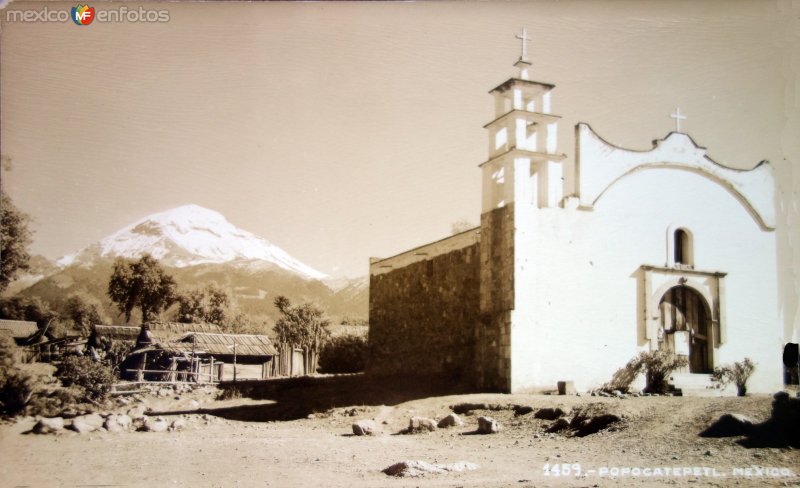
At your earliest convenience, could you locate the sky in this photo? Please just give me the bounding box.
[1,1,798,332]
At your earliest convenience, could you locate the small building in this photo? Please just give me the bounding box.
[0,319,39,346]
[122,331,280,382]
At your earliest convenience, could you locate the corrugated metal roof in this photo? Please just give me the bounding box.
[0,319,39,338]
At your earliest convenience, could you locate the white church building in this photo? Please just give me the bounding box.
[368,32,783,395]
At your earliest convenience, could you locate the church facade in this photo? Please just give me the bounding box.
[368,44,782,394]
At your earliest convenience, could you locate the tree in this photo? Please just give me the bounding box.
[0,194,32,293]
[175,284,230,325]
[64,292,108,334]
[107,254,176,323]
[273,296,331,372]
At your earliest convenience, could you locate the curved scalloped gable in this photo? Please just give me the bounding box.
[575,123,775,230]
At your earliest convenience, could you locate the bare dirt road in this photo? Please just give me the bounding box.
[1,376,798,488]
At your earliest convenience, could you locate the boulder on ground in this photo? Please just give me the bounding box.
[69,414,103,434]
[127,405,147,420]
[170,418,186,431]
[103,415,124,433]
[32,417,64,434]
[382,460,478,477]
[141,417,169,433]
[477,416,500,434]
[437,413,464,428]
[699,413,754,438]
[513,405,534,416]
[352,419,378,436]
[407,416,438,433]
[573,414,621,437]
[115,414,132,430]
[545,417,571,433]
[534,407,565,420]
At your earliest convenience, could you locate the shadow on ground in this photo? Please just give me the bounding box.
[153,373,472,423]
[699,391,800,448]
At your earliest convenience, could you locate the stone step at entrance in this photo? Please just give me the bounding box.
[668,373,735,397]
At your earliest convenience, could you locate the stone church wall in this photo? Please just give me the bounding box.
[476,204,514,392]
[368,241,480,379]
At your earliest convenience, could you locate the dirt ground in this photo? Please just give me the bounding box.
[1,375,798,488]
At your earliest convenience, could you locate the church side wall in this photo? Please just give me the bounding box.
[476,204,514,391]
[368,243,480,379]
[510,168,782,393]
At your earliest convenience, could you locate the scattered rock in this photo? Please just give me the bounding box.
[104,415,124,433]
[407,416,437,433]
[352,419,378,436]
[382,460,478,477]
[513,405,534,416]
[188,400,200,409]
[477,416,500,434]
[157,388,172,397]
[170,418,186,431]
[32,417,64,434]
[115,414,132,430]
[437,413,464,428]
[69,414,104,434]
[141,417,169,433]
[545,418,571,433]
[573,414,621,437]
[699,413,754,437]
[534,408,565,420]
[127,405,147,420]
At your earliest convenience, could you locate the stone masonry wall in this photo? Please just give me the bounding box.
[368,243,480,379]
[476,204,514,392]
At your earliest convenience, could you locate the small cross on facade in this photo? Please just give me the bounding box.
[516,27,532,62]
[670,107,687,133]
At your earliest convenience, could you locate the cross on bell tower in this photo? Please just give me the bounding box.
[516,27,532,62]
[480,29,567,213]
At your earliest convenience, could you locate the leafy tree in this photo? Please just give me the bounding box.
[0,295,67,338]
[175,284,230,325]
[107,254,176,323]
[0,194,32,293]
[274,296,331,372]
[64,292,108,334]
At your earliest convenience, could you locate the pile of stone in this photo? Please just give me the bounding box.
[30,406,191,436]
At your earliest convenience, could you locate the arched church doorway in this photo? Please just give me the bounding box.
[659,285,712,373]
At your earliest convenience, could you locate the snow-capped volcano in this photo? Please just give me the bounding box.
[57,204,328,281]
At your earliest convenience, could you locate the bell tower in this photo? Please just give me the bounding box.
[481,28,566,211]
[476,29,566,392]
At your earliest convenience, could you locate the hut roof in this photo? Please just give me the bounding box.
[0,319,39,339]
[143,321,223,341]
[92,325,140,342]
[157,332,278,357]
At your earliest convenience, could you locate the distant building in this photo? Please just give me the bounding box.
[0,319,39,345]
[369,36,782,395]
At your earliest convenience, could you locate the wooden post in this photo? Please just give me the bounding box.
[209,357,215,383]
[233,341,237,383]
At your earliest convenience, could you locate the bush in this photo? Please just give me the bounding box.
[55,356,115,402]
[636,350,688,394]
[0,336,34,416]
[711,358,756,396]
[318,334,367,374]
[602,350,688,395]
